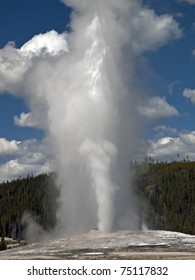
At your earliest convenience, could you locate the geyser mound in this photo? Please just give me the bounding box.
[1,230,195,260]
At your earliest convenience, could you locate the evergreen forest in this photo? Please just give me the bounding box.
[0,160,195,239]
[0,173,59,238]
[133,160,195,235]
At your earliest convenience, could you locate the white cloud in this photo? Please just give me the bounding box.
[14,112,38,128]
[139,96,179,119]
[0,159,53,182]
[148,131,195,161]
[192,49,195,55]
[129,11,182,54]
[20,30,68,57]
[0,138,55,182]
[0,138,20,156]
[0,31,68,93]
[183,88,195,103]
[180,131,195,145]
[148,136,184,160]
[0,43,29,92]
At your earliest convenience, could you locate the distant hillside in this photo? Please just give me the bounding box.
[0,161,195,239]
[133,160,195,235]
[0,173,59,239]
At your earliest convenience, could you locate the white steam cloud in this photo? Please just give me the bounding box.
[0,0,182,237]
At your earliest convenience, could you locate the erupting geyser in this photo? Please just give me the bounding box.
[51,2,142,234]
[0,0,182,240]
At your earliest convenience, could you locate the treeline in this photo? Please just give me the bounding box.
[133,161,195,235]
[1,161,195,239]
[0,173,59,238]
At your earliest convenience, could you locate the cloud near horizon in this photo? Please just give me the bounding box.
[148,131,195,161]
[0,138,54,182]
[0,138,20,156]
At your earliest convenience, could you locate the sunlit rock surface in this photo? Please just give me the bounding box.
[1,230,195,259]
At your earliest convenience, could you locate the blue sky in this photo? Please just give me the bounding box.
[0,0,71,48]
[0,0,195,181]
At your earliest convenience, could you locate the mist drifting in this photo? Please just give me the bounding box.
[0,0,182,238]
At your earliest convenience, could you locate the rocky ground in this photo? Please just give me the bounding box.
[1,230,195,259]
[0,237,26,250]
